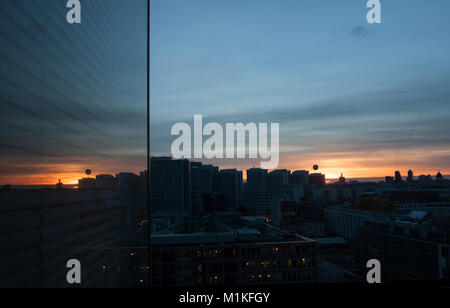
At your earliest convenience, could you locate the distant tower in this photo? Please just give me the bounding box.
[436,171,443,183]
[339,173,346,184]
[395,171,403,183]
[56,179,64,190]
[407,170,414,183]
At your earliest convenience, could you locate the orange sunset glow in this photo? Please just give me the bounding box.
[0,160,146,186]
[201,147,449,182]
[1,147,448,186]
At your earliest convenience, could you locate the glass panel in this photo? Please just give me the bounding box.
[0,0,148,287]
[150,0,450,286]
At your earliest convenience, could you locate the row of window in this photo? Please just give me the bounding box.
[152,245,315,260]
[151,271,315,286]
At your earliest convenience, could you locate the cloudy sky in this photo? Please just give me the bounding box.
[1,0,449,185]
[0,0,147,185]
[151,0,450,179]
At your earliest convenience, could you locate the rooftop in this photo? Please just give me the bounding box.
[151,215,315,246]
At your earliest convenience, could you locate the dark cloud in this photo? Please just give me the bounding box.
[349,25,371,38]
[150,70,450,164]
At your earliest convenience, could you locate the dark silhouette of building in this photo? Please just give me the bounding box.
[290,170,309,185]
[218,169,243,210]
[395,171,403,183]
[246,168,268,190]
[0,188,144,287]
[190,163,220,214]
[407,170,414,183]
[149,216,318,286]
[267,169,290,192]
[1,184,12,191]
[437,171,444,183]
[78,177,96,190]
[203,193,227,214]
[358,217,450,281]
[96,174,116,189]
[418,174,433,184]
[151,157,191,215]
[309,173,325,189]
[56,179,64,190]
[385,176,394,183]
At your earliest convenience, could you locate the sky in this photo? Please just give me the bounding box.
[150,0,450,179]
[0,0,147,185]
[0,1,449,185]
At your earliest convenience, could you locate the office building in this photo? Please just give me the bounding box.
[149,215,318,286]
[0,188,138,287]
[246,168,268,190]
[151,157,191,215]
[309,173,325,189]
[218,169,243,210]
[324,206,394,240]
[358,213,450,281]
[407,170,414,183]
[267,169,290,192]
[290,170,309,185]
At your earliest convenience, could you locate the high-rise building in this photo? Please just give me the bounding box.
[247,190,272,218]
[407,170,414,183]
[190,163,221,214]
[0,189,136,287]
[395,171,403,183]
[96,174,116,189]
[246,168,268,190]
[116,173,141,196]
[202,165,220,193]
[151,157,191,215]
[191,162,203,185]
[203,192,228,213]
[437,171,444,183]
[290,170,309,185]
[191,162,204,214]
[55,179,64,190]
[191,163,219,195]
[309,173,325,189]
[218,169,243,210]
[267,169,290,192]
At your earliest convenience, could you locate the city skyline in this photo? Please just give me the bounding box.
[150,0,450,180]
[2,0,450,290]
[1,0,450,184]
[4,158,447,187]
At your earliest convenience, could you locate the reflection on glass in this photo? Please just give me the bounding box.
[0,0,148,287]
